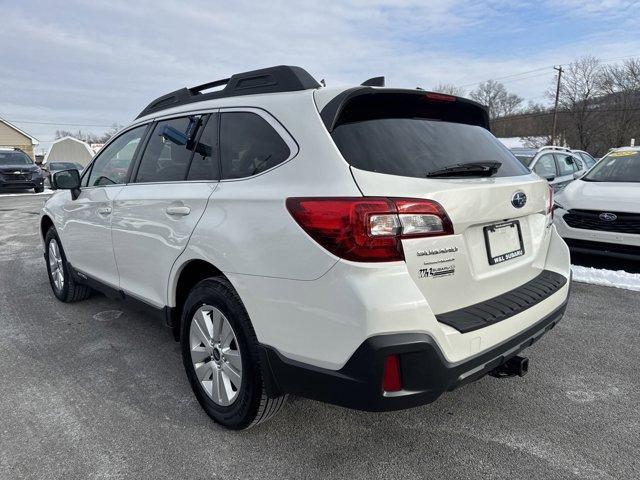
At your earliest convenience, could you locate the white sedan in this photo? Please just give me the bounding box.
[554,147,640,260]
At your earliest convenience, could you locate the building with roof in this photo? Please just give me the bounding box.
[44,136,95,167]
[0,117,39,160]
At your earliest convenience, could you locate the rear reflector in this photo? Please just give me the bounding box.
[382,354,402,392]
[286,197,453,262]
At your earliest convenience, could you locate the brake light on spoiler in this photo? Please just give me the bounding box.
[286,197,454,262]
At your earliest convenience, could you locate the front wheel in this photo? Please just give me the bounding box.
[44,227,92,302]
[34,185,44,193]
[181,277,286,430]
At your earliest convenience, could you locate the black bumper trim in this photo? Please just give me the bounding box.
[259,296,568,412]
[436,270,567,333]
[564,238,640,260]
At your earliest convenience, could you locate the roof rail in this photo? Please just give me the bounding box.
[136,65,321,119]
[538,145,572,153]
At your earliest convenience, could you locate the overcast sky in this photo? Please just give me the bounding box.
[1,0,639,152]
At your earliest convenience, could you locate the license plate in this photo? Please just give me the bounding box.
[483,221,524,265]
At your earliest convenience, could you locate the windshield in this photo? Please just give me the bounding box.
[332,119,529,178]
[0,151,32,166]
[50,162,78,170]
[583,150,640,183]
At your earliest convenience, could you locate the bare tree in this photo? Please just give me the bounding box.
[597,59,640,148]
[54,123,123,144]
[431,83,466,97]
[469,80,523,119]
[550,56,602,151]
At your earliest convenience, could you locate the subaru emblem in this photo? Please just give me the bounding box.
[599,212,617,222]
[511,191,527,209]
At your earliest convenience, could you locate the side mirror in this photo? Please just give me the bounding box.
[573,171,583,180]
[543,174,556,182]
[52,169,81,199]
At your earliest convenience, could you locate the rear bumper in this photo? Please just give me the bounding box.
[260,297,568,411]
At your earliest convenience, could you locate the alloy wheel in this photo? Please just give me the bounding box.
[189,305,243,406]
[48,239,64,292]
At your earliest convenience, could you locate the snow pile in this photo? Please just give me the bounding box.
[0,189,53,197]
[571,265,640,292]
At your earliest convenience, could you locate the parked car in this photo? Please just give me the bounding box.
[571,149,597,169]
[40,65,571,430]
[45,162,85,189]
[554,146,640,259]
[0,147,45,192]
[511,146,586,192]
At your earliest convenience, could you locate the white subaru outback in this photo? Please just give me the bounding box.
[41,66,571,430]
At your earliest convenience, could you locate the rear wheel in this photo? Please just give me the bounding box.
[34,185,44,193]
[181,277,286,430]
[44,227,92,302]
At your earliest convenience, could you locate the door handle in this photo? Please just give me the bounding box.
[97,206,112,215]
[165,206,191,216]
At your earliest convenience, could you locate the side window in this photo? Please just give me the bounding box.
[581,152,595,168]
[87,125,146,187]
[135,116,203,183]
[555,153,575,176]
[220,112,290,179]
[533,154,557,178]
[571,156,583,172]
[187,114,219,181]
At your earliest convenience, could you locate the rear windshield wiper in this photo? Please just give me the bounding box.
[426,161,502,178]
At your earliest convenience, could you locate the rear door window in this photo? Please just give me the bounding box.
[580,152,595,168]
[219,112,290,179]
[187,114,219,181]
[554,153,575,176]
[135,116,204,183]
[331,118,528,178]
[533,154,557,177]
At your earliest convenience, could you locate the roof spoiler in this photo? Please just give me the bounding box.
[319,87,490,132]
[136,65,321,119]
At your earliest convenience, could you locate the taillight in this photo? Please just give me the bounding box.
[546,185,554,219]
[286,197,453,262]
[382,354,402,392]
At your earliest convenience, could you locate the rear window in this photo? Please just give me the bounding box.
[583,151,640,183]
[515,155,534,167]
[50,162,78,170]
[332,118,529,178]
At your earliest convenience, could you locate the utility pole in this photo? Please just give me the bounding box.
[551,65,563,145]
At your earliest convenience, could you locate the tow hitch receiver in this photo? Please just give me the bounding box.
[489,355,529,378]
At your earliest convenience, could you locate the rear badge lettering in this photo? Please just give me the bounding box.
[422,257,455,266]
[419,264,455,278]
[416,246,458,257]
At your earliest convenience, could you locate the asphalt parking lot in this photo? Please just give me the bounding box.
[1,193,639,480]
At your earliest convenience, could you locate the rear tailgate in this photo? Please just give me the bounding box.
[351,168,552,314]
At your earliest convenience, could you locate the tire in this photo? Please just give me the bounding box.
[181,277,286,430]
[44,227,92,302]
[34,185,44,193]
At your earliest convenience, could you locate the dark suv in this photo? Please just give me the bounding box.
[0,148,45,192]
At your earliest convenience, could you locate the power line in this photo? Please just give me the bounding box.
[457,54,640,90]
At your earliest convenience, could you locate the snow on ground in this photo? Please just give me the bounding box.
[0,189,53,197]
[571,265,640,292]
